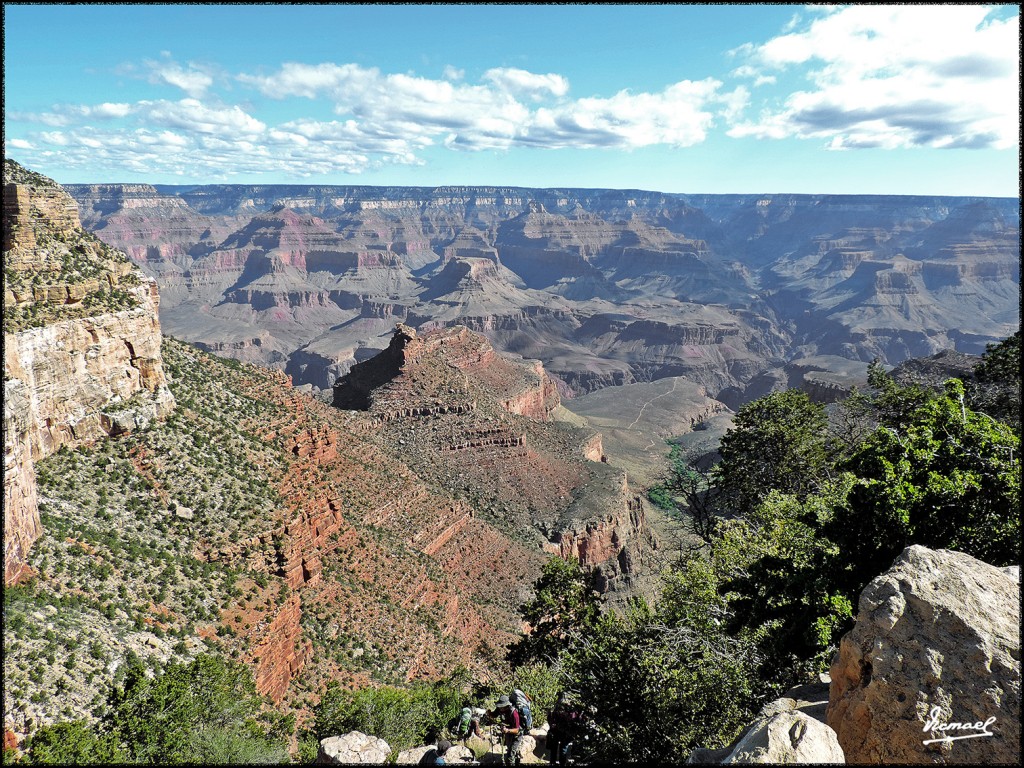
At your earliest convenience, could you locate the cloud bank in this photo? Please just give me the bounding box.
[5,5,1017,179]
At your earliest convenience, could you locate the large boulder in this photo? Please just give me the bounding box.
[724,709,844,764]
[827,546,1020,764]
[688,696,844,764]
[317,731,392,764]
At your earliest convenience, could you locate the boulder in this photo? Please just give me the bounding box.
[722,710,844,763]
[394,745,435,764]
[687,697,843,764]
[317,732,391,764]
[827,546,1020,764]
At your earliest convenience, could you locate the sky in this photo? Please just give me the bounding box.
[3,3,1020,196]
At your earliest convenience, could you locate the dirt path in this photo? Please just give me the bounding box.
[626,377,680,432]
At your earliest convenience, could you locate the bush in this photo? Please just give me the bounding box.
[314,676,467,754]
[24,720,125,764]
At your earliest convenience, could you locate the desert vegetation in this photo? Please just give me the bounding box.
[4,333,1017,765]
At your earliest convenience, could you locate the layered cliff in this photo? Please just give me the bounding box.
[2,160,174,585]
[64,182,1018,405]
[334,324,657,594]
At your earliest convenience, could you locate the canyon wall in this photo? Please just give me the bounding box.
[3,160,175,585]
[64,183,1019,405]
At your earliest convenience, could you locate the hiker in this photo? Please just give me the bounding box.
[435,738,452,765]
[545,692,580,766]
[470,707,486,739]
[509,688,534,731]
[489,694,524,766]
[450,705,483,742]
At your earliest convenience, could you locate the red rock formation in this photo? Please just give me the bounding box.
[249,594,312,705]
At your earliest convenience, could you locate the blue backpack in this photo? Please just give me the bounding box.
[511,689,533,730]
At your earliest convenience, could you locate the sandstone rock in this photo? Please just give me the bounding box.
[3,379,41,585]
[827,545,1020,764]
[722,710,844,764]
[317,732,391,764]
[394,744,436,764]
[688,695,843,765]
[444,744,474,762]
[396,742,475,764]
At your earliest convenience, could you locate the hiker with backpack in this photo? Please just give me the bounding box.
[448,705,482,743]
[488,694,524,766]
[509,688,533,731]
[545,692,580,766]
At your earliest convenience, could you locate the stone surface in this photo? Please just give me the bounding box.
[722,709,844,764]
[3,379,41,585]
[317,732,392,764]
[827,545,1020,764]
[688,694,843,765]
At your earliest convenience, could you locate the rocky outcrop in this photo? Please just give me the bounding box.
[688,687,843,765]
[317,732,392,764]
[827,546,1020,764]
[334,324,657,595]
[552,490,655,593]
[248,594,312,705]
[3,161,175,585]
[4,302,175,457]
[335,324,557,421]
[3,379,41,585]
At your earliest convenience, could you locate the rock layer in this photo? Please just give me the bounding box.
[334,324,657,594]
[3,161,175,585]
[65,183,1019,404]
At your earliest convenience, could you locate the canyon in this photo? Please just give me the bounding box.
[64,184,1019,407]
[3,162,660,746]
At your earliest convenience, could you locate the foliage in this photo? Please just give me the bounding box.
[107,654,287,764]
[564,583,764,764]
[506,556,601,667]
[714,390,832,517]
[832,378,1019,586]
[313,673,468,754]
[969,331,1021,432]
[23,720,125,765]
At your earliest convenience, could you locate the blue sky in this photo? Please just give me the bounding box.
[3,4,1020,195]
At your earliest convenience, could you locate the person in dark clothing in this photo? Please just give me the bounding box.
[545,692,580,766]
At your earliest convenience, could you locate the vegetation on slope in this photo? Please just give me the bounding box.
[5,334,1018,765]
[505,335,1019,764]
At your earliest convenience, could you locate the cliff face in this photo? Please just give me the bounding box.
[3,380,42,585]
[334,324,656,594]
[2,160,174,585]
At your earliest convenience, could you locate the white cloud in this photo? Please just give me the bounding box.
[483,67,570,99]
[140,99,265,137]
[7,139,35,150]
[729,5,1020,149]
[144,59,215,97]
[9,61,733,179]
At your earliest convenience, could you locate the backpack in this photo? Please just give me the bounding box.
[510,689,533,730]
[450,707,472,737]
